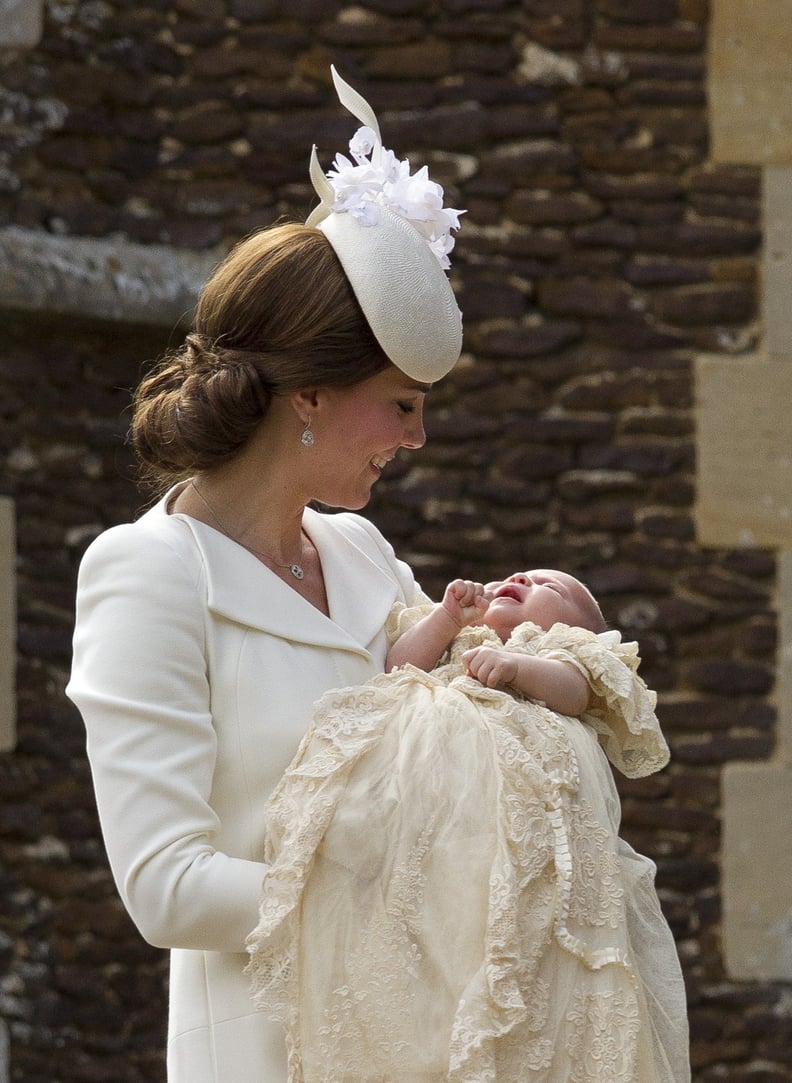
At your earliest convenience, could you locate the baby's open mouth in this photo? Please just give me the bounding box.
[493,584,523,602]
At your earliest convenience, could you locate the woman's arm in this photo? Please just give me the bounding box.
[386,579,488,672]
[67,525,265,954]
[462,646,590,717]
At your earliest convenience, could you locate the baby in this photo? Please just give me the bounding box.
[387,568,608,714]
[247,569,690,1083]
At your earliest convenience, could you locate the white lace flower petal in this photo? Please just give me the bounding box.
[321,124,462,265]
[350,125,377,160]
[427,236,452,269]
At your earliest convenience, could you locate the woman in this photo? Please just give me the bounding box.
[67,69,463,1083]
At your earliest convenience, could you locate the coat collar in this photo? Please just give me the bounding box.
[171,505,399,657]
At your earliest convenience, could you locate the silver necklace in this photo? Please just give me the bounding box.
[189,481,306,581]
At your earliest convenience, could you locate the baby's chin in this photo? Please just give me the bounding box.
[480,612,517,642]
[482,608,555,639]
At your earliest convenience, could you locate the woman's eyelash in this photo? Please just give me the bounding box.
[398,402,416,413]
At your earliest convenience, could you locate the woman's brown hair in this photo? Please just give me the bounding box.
[131,223,390,490]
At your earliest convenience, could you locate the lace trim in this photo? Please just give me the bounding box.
[445,619,669,778]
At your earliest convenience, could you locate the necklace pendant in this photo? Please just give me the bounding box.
[290,563,305,580]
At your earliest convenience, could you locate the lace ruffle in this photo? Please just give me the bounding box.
[470,620,668,778]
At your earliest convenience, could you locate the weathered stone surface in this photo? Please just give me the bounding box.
[598,0,678,22]
[363,41,454,79]
[689,660,774,697]
[595,21,705,52]
[171,102,246,144]
[321,14,423,47]
[625,255,710,287]
[653,283,756,327]
[0,0,43,47]
[689,163,761,198]
[505,190,603,226]
[528,16,587,51]
[709,0,792,165]
[572,218,637,249]
[480,140,577,181]
[455,276,527,320]
[476,317,582,357]
[638,219,762,256]
[585,172,685,201]
[0,227,219,325]
[539,275,641,318]
[696,357,792,549]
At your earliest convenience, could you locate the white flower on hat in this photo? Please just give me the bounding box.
[349,125,378,160]
[307,71,464,272]
[326,126,463,270]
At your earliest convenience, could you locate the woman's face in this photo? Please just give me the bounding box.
[310,365,429,510]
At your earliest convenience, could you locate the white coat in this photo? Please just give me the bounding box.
[66,490,424,1082]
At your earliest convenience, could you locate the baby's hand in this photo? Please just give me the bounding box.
[462,646,518,689]
[441,579,488,630]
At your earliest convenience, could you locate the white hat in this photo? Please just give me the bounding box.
[306,68,464,384]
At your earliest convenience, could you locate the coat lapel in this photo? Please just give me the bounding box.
[175,509,399,657]
[304,507,400,643]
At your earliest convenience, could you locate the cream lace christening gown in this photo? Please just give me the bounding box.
[246,612,691,1083]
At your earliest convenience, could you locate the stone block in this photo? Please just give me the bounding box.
[598,0,678,22]
[517,41,581,84]
[525,17,586,51]
[0,226,220,327]
[637,218,761,256]
[0,497,15,754]
[763,166,792,357]
[364,40,453,79]
[653,282,755,327]
[709,0,792,164]
[538,275,636,318]
[596,22,704,52]
[477,316,581,357]
[695,356,792,548]
[776,551,792,765]
[0,0,43,46]
[722,763,792,980]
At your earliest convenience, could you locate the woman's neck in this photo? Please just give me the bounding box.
[172,417,311,560]
[188,469,306,558]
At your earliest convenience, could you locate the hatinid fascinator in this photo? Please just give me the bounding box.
[306,68,464,383]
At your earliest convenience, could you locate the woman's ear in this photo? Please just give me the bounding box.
[289,388,320,424]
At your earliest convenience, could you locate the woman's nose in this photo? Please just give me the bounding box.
[402,410,427,449]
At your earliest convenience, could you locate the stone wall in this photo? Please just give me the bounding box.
[1,1,790,1081]
[699,0,792,996]
[1,312,173,1083]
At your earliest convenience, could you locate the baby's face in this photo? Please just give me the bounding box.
[481,569,596,640]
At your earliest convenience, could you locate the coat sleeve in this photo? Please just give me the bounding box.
[67,524,267,954]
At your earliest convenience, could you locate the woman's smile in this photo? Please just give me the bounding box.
[370,454,393,479]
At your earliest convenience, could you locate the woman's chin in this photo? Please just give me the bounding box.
[312,489,372,512]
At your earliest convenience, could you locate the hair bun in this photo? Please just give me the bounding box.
[183,332,218,369]
[185,331,209,353]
